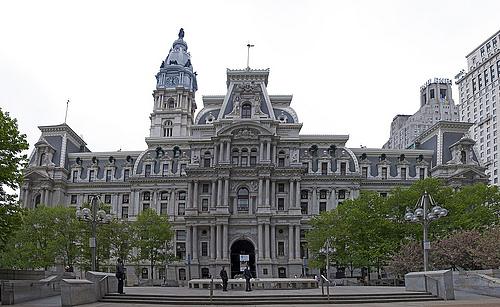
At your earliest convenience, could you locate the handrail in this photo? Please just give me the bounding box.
[320,275,331,302]
[424,274,440,300]
[97,275,109,298]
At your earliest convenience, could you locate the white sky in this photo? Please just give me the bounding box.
[1,0,499,153]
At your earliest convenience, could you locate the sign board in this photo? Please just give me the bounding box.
[239,255,249,262]
[423,242,431,250]
[239,254,249,272]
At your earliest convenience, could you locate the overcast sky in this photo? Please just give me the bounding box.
[1,0,499,153]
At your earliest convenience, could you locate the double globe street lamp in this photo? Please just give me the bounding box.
[404,191,448,272]
[76,195,112,271]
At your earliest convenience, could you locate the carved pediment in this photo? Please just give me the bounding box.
[232,128,259,139]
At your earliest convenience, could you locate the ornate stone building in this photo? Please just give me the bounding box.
[21,30,487,284]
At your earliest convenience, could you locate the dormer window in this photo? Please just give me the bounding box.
[241,103,251,118]
[39,153,46,166]
[145,164,152,177]
[461,150,467,164]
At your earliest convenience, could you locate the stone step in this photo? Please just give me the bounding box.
[100,292,440,305]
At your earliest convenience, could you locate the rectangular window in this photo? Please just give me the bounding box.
[72,170,78,182]
[278,157,285,167]
[430,89,435,99]
[278,241,285,256]
[122,194,129,204]
[89,170,95,182]
[176,242,186,260]
[401,168,407,180]
[319,202,327,212]
[380,192,388,197]
[121,206,129,219]
[250,156,257,165]
[440,89,447,100]
[124,169,130,181]
[321,162,328,175]
[485,70,490,85]
[362,167,368,178]
[472,79,477,93]
[300,242,308,259]
[479,75,483,89]
[141,268,149,279]
[162,164,169,176]
[301,190,308,199]
[203,158,210,167]
[201,242,208,257]
[320,190,327,199]
[104,194,111,204]
[491,65,496,81]
[180,164,186,174]
[340,162,346,175]
[178,203,185,216]
[202,184,209,193]
[201,198,209,212]
[178,191,186,200]
[70,195,77,204]
[338,190,345,199]
[176,230,186,241]
[106,169,112,182]
[241,156,248,166]
[381,167,387,179]
[160,202,168,215]
[419,168,425,179]
[278,183,285,193]
[161,191,169,200]
[143,203,150,211]
[232,156,239,165]
[145,165,151,177]
[301,202,308,215]
[277,198,285,211]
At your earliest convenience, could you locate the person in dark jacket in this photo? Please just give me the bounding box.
[243,266,252,291]
[220,266,229,291]
[115,258,125,294]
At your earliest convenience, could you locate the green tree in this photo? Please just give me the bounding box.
[0,108,28,251]
[133,209,173,279]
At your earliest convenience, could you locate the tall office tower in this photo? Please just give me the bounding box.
[384,79,459,149]
[456,30,500,184]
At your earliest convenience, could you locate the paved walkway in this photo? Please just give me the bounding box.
[10,286,500,307]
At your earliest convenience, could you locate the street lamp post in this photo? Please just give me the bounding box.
[76,195,112,271]
[404,191,448,271]
[319,238,336,280]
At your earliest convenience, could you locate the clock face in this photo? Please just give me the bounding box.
[165,76,179,86]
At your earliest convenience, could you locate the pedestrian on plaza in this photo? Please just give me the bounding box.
[115,258,125,294]
[220,266,229,291]
[243,266,252,292]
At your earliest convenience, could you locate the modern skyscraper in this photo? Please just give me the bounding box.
[456,30,500,184]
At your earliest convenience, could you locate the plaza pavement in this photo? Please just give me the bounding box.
[10,286,500,307]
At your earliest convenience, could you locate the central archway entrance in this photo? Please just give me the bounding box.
[230,239,256,278]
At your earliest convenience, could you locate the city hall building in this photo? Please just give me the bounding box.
[21,30,488,284]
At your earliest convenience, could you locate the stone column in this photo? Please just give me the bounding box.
[258,179,263,207]
[217,179,222,207]
[259,141,264,162]
[225,142,230,162]
[258,223,263,259]
[219,142,224,162]
[223,223,228,260]
[187,181,192,208]
[186,226,192,262]
[295,225,301,260]
[266,141,271,161]
[211,180,216,209]
[214,144,218,164]
[289,180,294,209]
[270,180,275,209]
[270,225,276,259]
[272,145,277,164]
[210,225,216,260]
[288,225,294,259]
[264,223,270,259]
[168,189,175,216]
[312,188,318,215]
[295,180,301,208]
[216,224,222,260]
[223,179,229,207]
[193,181,198,210]
[265,179,270,207]
[192,225,198,260]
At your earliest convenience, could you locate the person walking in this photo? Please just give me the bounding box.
[243,266,252,292]
[115,258,125,294]
[220,266,229,291]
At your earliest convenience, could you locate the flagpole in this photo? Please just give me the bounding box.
[64,99,69,124]
[246,43,254,69]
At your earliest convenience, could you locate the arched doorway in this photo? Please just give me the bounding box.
[230,239,256,278]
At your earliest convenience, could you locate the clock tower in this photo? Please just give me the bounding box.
[148,28,198,140]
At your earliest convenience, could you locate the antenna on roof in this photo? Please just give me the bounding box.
[246,42,255,70]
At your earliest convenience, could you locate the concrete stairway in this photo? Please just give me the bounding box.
[100,292,441,305]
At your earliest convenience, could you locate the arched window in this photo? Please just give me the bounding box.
[278,150,286,167]
[34,194,41,208]
[460,150,467,164]
[237,188,249,212]
[168,99,175,109]
[232,149,239,165]
[241,103,251,118]
[203,151,211,167]
[163,120,173,137]
[39,153,45,166]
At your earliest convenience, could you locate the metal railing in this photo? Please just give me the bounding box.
[424,275,441,300]
[320,274,333,302]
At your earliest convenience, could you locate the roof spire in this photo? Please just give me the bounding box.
[246,42,255,70]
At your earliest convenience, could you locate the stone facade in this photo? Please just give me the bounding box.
[21,30,487,283]
[456,30,500,185]
[384,79,459,149]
